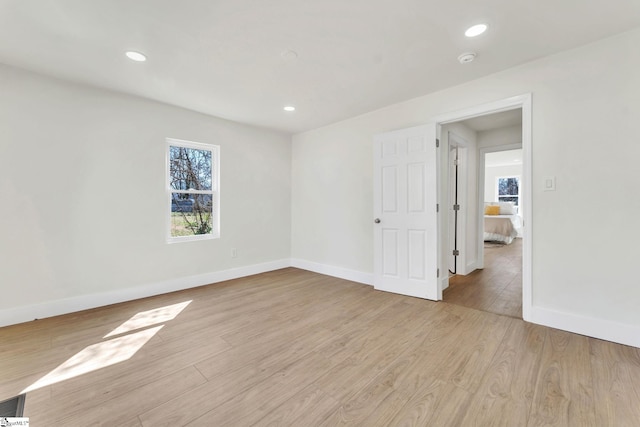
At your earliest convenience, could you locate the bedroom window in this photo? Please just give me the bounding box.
[497,176,520,206]
[167,138,220,242]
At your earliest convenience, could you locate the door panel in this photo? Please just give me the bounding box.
[373,124,439,300]
[382,229,399,276]
[407,163,426,212]
[408,229,426,280]
[382,166,398,212]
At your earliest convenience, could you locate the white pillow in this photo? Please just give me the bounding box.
[498,202,516,215]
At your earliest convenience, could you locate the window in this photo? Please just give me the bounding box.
[167,138,219,242]
[497,176,520,206]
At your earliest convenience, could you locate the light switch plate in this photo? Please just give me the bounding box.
[544,176,556,191]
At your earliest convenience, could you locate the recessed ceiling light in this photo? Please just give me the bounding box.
[283,105,296,112]
[125,51,147,62]
[465,24,487,37]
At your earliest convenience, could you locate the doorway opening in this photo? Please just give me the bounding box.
[438,106,526,319]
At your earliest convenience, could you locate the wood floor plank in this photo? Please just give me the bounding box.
[589,338,640,426]
[431,309,511,393]
[250,385,340,427]
[458,319,546,426]
[321,306,508,426]
[139,323,337,425]
[202,325,333,376]
[114,417,143,427]
[529,328,597,426]
[182,352,336,426]
[36,334,231,418]
[386,380,471,427]
[0,345,79,400]
[313,302,453,403]
[27,366,206,426]
[218,283,366,347]
[319,347,425,426]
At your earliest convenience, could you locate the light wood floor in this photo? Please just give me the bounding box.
[2,267,640,426]
[445,238,522,318]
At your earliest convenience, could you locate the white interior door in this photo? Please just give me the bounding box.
[373,124,439,300]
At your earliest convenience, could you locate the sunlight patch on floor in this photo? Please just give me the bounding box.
[21,300,193,394]
[104,300,191,338]
[22,326,162,393]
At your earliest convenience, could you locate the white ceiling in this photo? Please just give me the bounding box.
[486,149,522,168]
[460,109,522,132]
[1,1,640,135]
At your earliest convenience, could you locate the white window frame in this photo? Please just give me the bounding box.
[496,175,520,206]
[166,138,220,243]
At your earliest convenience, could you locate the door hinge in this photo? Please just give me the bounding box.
[437,268,440,278]
[453,204,460,211]
[436,204,439,212]
[436,138,440,148]
[453,159,459,166]
[452,250,459,256]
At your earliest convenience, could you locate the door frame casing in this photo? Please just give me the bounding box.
[431,94,532,321]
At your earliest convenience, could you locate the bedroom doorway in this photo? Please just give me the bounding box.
[439,105,527,319]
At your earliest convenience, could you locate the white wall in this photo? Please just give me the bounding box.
[0,64,292,325]
[291,124,374,276]
[291,28,640,346]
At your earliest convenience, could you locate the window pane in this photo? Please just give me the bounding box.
[498,196,519,206]
[170,193,213,237]
[169,146,212,191]
[498,177,519,196]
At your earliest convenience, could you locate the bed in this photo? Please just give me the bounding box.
[484,202,522,244]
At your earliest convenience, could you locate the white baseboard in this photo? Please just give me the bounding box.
[290,258,374,286]
[530,306,640,348]
[464,260,478,274]
[446,260,478,277]
[0,259,290,328]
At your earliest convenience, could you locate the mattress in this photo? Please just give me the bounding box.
[483,215,522,244]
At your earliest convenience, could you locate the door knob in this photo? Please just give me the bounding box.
[374,218,381,223]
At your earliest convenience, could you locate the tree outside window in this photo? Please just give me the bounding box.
[497,176,520,206]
